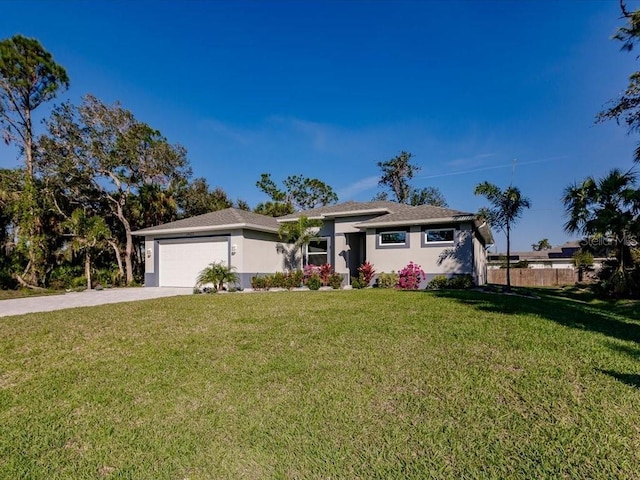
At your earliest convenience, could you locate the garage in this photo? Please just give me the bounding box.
[158,237,229,287]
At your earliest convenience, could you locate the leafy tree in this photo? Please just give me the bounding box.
[475,182,531,292]
[254,200,294,218]
[572,250,594,282]
[408,186,448,207]
[61,208,111,290]
[0,35,69,287]
[0,35,69,178]
[597,2,640,162]
[131,183,179,229]
[531,238,552,251]
[255,173,337,215]
[278,215,323,270]
[563,169,640,296]
[39,95,191,285]
[177,177,233,218]
[235,198,251,211]
[0,168,21,287]
[282,175,338,210]
[374,151,447,206]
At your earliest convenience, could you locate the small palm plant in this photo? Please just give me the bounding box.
[196,262,239,291]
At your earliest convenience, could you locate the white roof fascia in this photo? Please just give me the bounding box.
[277,207,394,223]
[355,216,473,229]
[132,223,279,237]
[276,215,324,223]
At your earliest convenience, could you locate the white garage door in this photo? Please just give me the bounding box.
[159,237,229,287]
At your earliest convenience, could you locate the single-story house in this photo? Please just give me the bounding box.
[133,201,493,289]
[487,241,606,270]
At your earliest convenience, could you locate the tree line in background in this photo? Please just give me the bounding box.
[0,34,448,291]
[561,1,640,298]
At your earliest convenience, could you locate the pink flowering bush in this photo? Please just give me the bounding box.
[319,263,332,286]
[397,261,426,290]
[303,264,320,283]
[358,261,376,286]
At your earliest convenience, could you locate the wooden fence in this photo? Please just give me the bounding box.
[487,268,581,287]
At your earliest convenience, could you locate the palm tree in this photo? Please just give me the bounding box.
[196,262,238,291]
[278,215,323,270]
[475,182,531,292]
[563,169,640,295]
[62,208,111,290]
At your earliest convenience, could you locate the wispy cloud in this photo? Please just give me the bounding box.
[336,175,379,200]
[198,119,253,145]
[418,156,565,180]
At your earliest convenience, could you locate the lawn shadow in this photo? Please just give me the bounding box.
[428,288,640,344]
[597,369,640,388]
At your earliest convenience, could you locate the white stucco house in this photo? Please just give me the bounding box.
[133,201,493,289]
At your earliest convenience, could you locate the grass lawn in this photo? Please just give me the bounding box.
[0,288,63,301]
[1,289,639,479]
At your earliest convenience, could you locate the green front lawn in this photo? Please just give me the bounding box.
[1,289,639,478]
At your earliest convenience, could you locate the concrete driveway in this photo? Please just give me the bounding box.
[0,287,192,318]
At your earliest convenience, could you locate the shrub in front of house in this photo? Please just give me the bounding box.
[427,275,449,290]
[447,274,475,289]
[319,263,332,286]
[328,273,343,289]
[397,262,426,290]
[251,276,267,290]
[252,270,304,290]
[358,261,375,286]
[377,271,399,289]
[303,265,320,284]
[251,266,343,290]
[307,274,322,290]
[351,261,376,289]
[427,274,475,290]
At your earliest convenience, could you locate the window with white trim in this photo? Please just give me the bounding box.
[425,228,455,244]
[379,231,407,246]
[305,238,328,266]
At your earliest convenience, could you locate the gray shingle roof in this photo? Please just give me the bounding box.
[277,201,493,244]
[355,204,474,227]
[132,208,279,235]
[277,201,413,221]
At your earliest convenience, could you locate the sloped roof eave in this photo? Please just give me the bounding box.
[131,223,279,236]
[354,215,476,229]
[475,220,494,245]
[277,207,396,223]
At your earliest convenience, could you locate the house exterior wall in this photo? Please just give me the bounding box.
[364,223,476,287]
[143,229,285,289]
[331,215,399,278]
[236,229,291,286]
[472,229,488,285]
[333,234,350,275]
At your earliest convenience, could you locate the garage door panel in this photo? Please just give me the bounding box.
[159,238,228,287]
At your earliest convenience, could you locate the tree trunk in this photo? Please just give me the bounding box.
[108,240,125,282]
[14,261,45,290]
[114,200,134,285]
[85,251,92,290]
[124,225,134,285]
[506,223,511,292]
[24,108,33,180]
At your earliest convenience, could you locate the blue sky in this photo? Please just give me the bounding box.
[2,0,639,251]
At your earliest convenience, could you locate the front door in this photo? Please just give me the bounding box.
[346,232,366,281]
